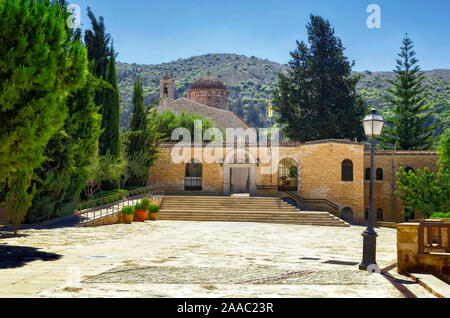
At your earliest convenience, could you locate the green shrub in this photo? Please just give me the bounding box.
[135,202,143,211]
[149,205,160,213]
[141,197,151,211]
[430,212,450,219]
[122,206,135,215]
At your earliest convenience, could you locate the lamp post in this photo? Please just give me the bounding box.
[359,107,385,271]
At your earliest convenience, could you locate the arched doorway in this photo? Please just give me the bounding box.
[278,158,298,191]
[185,159,202,191]
[341,207,354,224]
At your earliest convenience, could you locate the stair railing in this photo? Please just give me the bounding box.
[284,191,340,215]
[76,183,165,226]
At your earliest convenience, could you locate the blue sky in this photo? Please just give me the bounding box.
[72,0,450,71]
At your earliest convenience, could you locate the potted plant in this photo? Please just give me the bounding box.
[148,205,159,221]
[135,198,150,222]
[121,206,135,224]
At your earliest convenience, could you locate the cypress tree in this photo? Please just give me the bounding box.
[84,7,111,80]
[0,0,88,182]
[273,15,365,142]
[27,69,102,223]
[126,77,147,157]
[99,47,121,158]
[378,35,438,150]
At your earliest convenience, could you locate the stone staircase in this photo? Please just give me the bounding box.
[159,196,350,227]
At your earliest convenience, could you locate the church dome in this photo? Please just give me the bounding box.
[190,76,227,90]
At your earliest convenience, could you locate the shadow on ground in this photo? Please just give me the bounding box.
[0,215,79,233]
[0,245,62,269]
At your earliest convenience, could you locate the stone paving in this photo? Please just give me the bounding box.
[0,221,436,298]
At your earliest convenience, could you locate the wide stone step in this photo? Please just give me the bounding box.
[157,217,348,227]
[157,196,349,227]
[160,206,299,211]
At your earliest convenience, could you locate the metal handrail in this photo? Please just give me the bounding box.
[77,183,165,226]
[284,191,340,214]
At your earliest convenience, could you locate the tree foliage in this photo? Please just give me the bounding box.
[438,128,450,167]
[378,35,438,150]
[98,47,121,158]
[396,132,450,218]
[27,69,102,223]
[0,0,88,182]
[273,15,365,142]
[152,110,216,141]
[5,169,36,236]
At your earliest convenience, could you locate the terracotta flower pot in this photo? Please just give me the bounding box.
[135,209,148,222]
[122,213,134,224]
[149,213,158,221]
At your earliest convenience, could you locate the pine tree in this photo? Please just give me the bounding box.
[273,15,365,142]
[0,0,88,182]
[99,47,121,158]
[378,35,438,150]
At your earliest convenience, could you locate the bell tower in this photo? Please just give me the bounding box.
[160,73,174,100]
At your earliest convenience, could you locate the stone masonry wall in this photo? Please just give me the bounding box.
[364,153,440,223]
[300,141,365,224]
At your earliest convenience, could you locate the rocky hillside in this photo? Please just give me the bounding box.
[116,53,449,135]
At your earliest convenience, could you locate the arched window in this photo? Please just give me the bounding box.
[376,168,383,181]
[341,160,353,182]
[376,208,383,221]
[365,168,371,181]
[163,84,168,98]
[185,160,202,191]
[405,167,415,174]
[278,158,298,191]
[341,207,353,224]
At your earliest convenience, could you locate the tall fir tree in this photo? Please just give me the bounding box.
[273,15,365,142]
[378,35,438,150]
[98,47,121,158]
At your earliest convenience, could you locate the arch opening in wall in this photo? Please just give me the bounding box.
[365,168,371,181]
[405,167,415,174]
[341,159,353,182]
[376,168,383,181]
[341,207,354,224]
[278,158,298,192]
[185,159,202,191]
[376,208,383,221]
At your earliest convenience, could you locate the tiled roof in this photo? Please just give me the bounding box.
[189,77,227,90]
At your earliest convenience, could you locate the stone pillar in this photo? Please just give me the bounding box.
[397,222,421,275]
[223,166,230,196]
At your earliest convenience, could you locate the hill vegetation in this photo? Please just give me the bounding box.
[116,53,449,136]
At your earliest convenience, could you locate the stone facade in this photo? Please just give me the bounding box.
[363,151,440,223]
[149,140,369,223]
[148,141,441,225]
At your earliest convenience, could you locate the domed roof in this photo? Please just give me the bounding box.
[189,76,227,90]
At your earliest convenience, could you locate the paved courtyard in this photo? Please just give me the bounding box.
[0,221,435,298]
